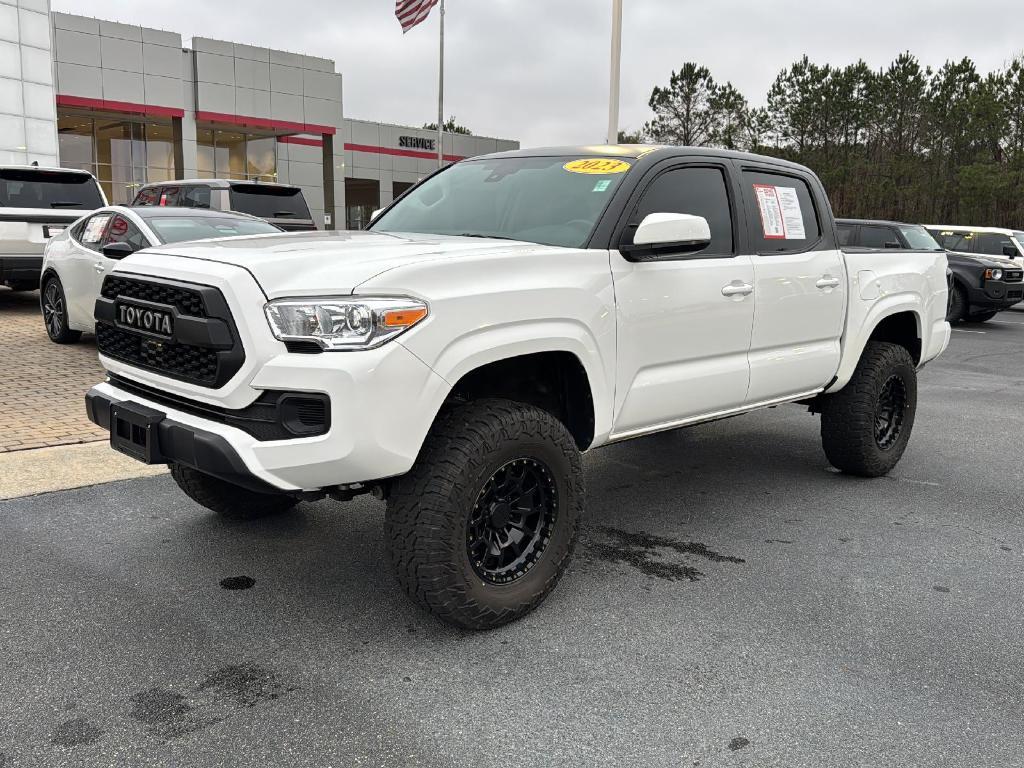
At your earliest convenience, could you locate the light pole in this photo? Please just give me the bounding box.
[607,0,623,144]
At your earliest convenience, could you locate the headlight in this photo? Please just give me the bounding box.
[984,268,1003,280]
[265,297,428,350]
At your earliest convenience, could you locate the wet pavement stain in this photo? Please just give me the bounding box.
[765,539,795,544]
[219,575,255,590]
[934,585,951,593]
[197,664,290,708]
[587,527,744,582]
[728,736,751,751]
[51,718,105,747]
[129,687,218,740]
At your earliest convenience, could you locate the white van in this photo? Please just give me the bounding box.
[0,166,106,292]
[925,225,1024,266]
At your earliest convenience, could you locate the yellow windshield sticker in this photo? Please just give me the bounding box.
[564,158,631,175]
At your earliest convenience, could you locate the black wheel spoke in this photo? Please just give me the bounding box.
[466,458,557,585]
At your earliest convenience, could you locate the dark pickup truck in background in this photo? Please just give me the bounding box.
[837,218,1023,322]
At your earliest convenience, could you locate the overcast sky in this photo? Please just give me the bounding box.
[54,0,1023,146]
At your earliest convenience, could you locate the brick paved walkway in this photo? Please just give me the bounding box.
[0,288,106,452]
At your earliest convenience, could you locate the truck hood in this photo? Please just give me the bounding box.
[946,250,1020,269]
[133,230,551,297]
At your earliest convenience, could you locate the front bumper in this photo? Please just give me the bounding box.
[966,280,1024,310]
[86,340,451,492]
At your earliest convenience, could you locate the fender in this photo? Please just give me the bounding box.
[827,294,924,393]
[404,318,613,444]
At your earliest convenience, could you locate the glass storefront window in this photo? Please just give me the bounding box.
[58,113,178,204]
[195,127,278,182]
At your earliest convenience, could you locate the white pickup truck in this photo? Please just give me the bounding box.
[86,146,950,629]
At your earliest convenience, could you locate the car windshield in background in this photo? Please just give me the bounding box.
[229,185,311,220]
[898,225,943,251]
[1013,232,1024,252]
[146,216,281,244]
[0,169,103,209]
[370,156,633,248]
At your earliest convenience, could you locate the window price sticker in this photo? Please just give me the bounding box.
[753,184,806,240]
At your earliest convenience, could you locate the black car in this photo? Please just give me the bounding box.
[836,219,1023,322]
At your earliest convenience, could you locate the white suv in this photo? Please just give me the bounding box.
[0,166,105,292]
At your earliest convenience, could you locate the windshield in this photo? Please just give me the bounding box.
[1013,232,1024,253]
[370,155,633,248]
[898,225,943,251]
[229,185,311,220]
[0,169,104,209]
[146,216,281,244]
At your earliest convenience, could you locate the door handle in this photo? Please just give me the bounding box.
[721,283,753,297]
[816,276,841,289]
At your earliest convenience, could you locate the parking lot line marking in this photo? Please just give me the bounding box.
[953,329,986,334]
[989,320,1024,326]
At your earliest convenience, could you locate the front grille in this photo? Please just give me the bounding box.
[1005,269,1023,283]
[97,325,220,384]
[1008,289,1022,300]
[101,276,206,317]
[96,275,244,388]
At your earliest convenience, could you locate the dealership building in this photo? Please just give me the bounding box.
[1,0,518,228]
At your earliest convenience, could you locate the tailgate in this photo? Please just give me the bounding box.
[0,210,81,255]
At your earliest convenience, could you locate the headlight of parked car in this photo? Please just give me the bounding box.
[984,268,1003,280]
[265,297,428,350]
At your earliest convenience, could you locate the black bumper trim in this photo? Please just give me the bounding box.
[86,389,286,495]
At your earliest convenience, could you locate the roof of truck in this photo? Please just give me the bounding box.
[480,144,814,172]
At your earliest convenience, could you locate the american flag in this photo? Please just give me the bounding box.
[395,0,440,32]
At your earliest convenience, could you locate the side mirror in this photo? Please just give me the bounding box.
[101,241,136,259]
[622,213,712,259]
[1003,245,1018,258]
[884,241,901,249]
[369,209,383,222]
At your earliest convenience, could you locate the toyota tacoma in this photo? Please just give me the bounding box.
[85,146,950,629]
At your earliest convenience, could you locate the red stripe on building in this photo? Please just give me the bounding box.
[55,94,184,118]
[345,142,464,163]
[277,136,324,147]
[197,111,337,136]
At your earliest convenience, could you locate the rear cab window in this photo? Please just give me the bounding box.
[740,169,822,253]
[836,223,856,246]
[0,169,104,210]
[858,225,901,249]
[229,184,311,221]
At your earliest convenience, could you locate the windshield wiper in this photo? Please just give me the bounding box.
[456,232,519,241]
[49,201,83,208]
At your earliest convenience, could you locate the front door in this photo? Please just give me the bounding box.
[610,163,755,438]
[739,167,846,403]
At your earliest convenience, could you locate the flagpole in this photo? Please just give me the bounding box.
[607,0,622,144]
[437,0,445,167]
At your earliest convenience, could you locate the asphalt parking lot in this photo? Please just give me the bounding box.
[0,314,1021,768]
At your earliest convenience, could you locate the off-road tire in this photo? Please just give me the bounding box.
[946,283,967,322]
[969,310,998,322]
[385,398,584,630]
[41,277,81,344]
[169,463,298,520]
[820,341,917,478]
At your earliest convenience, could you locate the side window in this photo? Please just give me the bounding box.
[103,215,149,253]
[859,225,900,249]
[741,169,822,253]
[836,223,856,246]
[181,185,212,209]
[975,232,1015,257]
[629,166,734,255]
[78,213,113,252]
[932,230,973,252]
[158,186,180,207]
[134,187,159,206]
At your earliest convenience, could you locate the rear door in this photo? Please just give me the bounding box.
[739,165,846,403]
[610,160,755,437]
[64,212,113,321]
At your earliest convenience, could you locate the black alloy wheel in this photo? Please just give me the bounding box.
[41,278,81,344]
[467,457,557,585]
[874,374,907,450]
